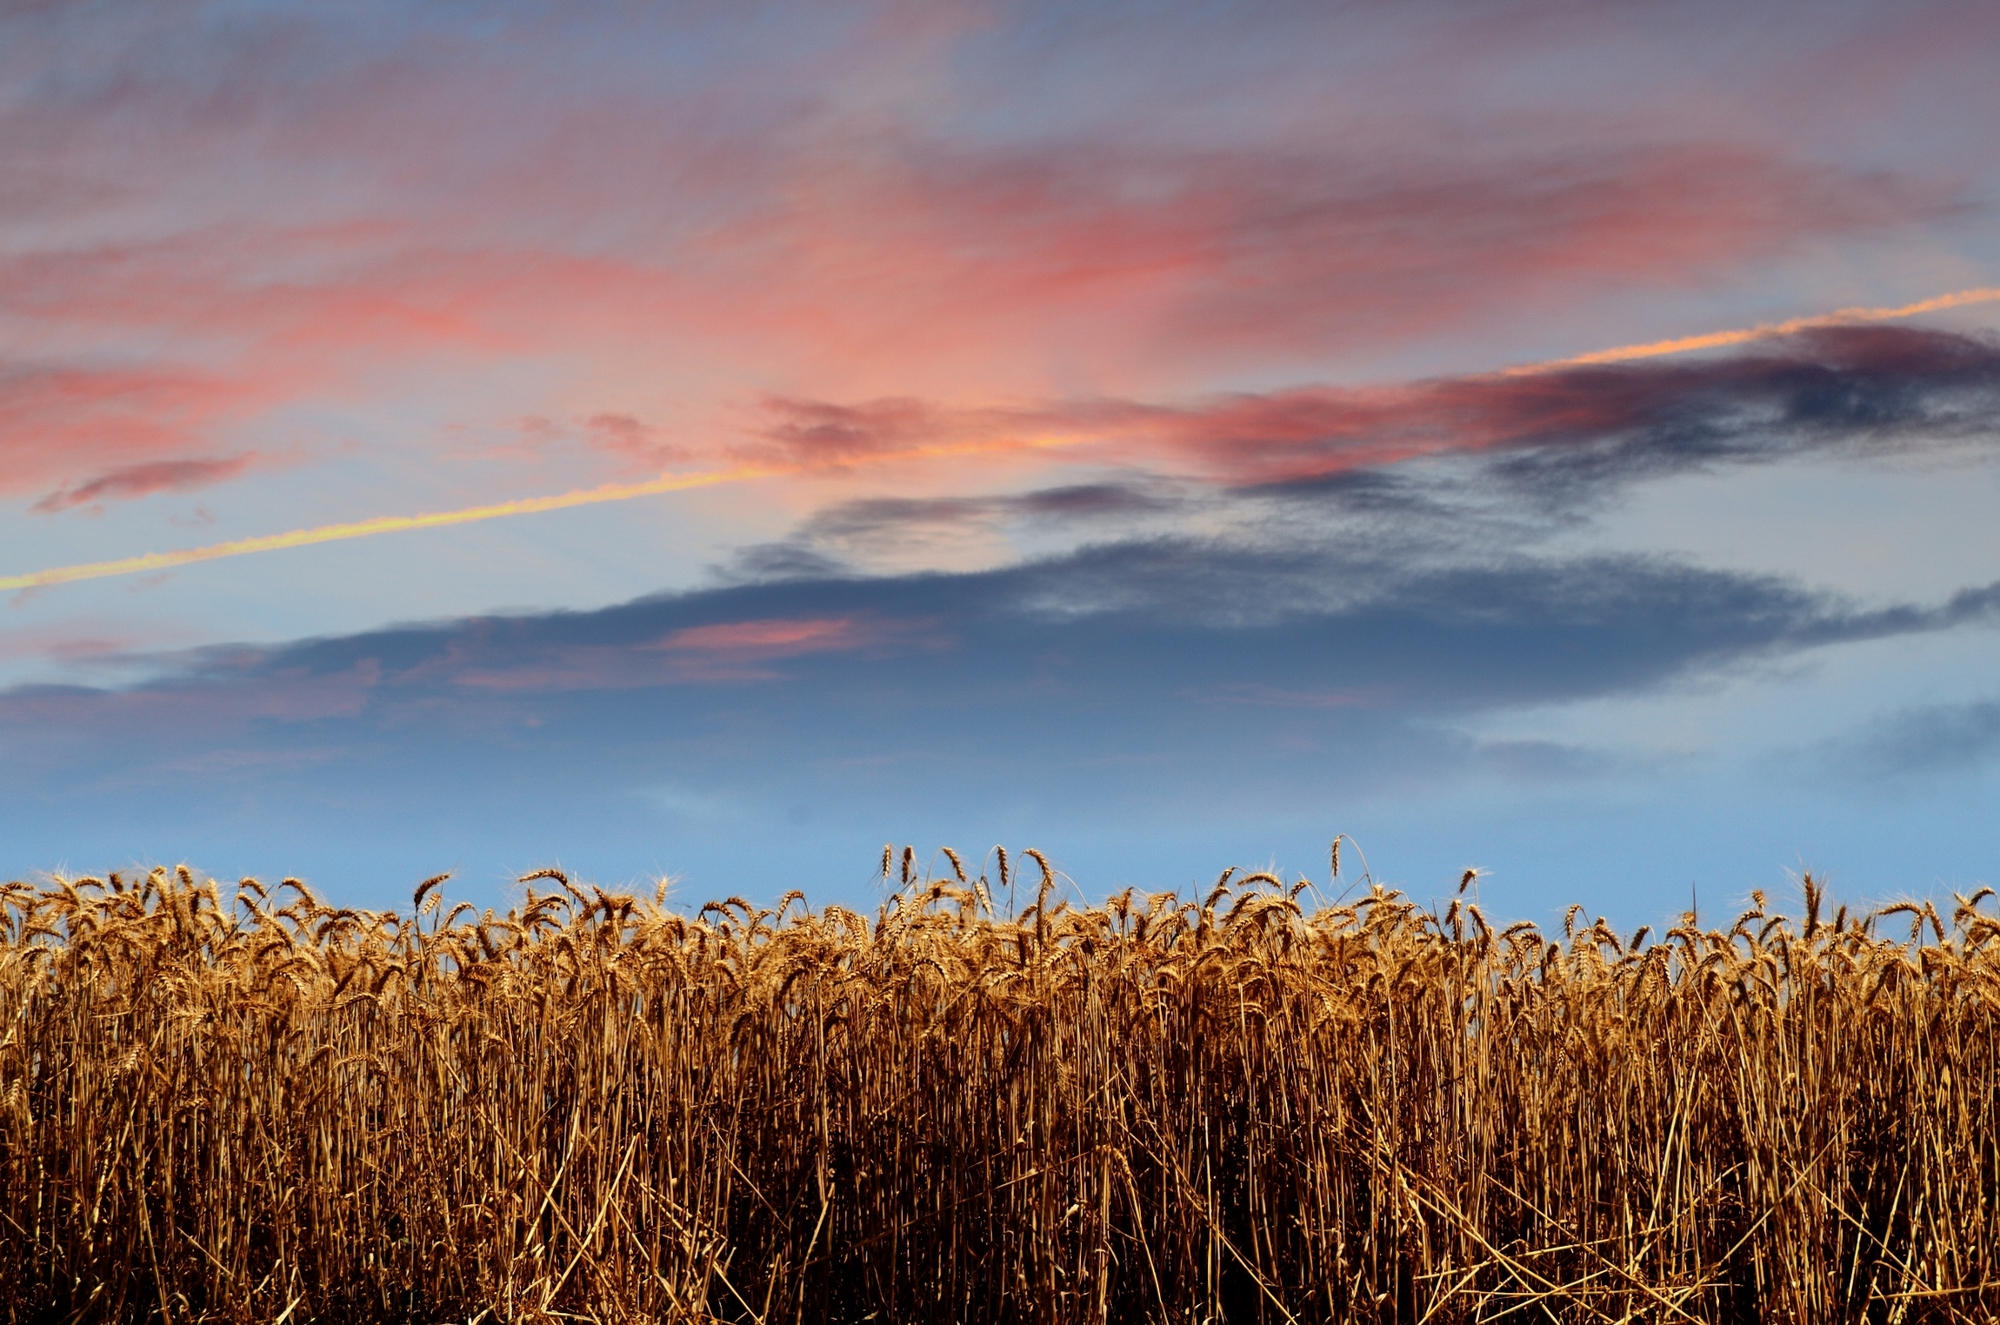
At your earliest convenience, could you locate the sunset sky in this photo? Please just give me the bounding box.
[5,0,1999,921]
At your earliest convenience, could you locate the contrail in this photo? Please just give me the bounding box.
[5,282,1998,594]
[1503,285,2000,375]
[0,438,1062,594]
[0,465,784,593]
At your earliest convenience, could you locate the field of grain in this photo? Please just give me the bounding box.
[2,846,1997,1323]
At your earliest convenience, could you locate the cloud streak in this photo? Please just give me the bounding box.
[31,455,255,513]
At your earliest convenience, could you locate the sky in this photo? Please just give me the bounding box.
[4,0,2000,925]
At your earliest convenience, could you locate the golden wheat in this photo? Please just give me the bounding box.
[1,857,1996,1322]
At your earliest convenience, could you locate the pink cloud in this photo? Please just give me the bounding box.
[0,229,725,496]
[32,454,255,512]
[0,1,1967,516]
[655,616,864,657]
[1,145,1949,478]
[843,146,1919,381]
[748,397,950,465]
[705,140,1950,387]
[582,412,690,468]
[0,362,275,501]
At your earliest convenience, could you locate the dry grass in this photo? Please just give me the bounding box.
[2,848,1997,1323]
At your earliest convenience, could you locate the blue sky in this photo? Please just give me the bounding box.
[3,0,1998,925]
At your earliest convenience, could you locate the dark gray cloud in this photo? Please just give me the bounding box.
[1473,326,2000,513]
[735,328,2000,575]
[9,536,1995,788]
[5,499,1996,904]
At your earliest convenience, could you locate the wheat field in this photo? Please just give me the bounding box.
[1,845,1996,1323]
